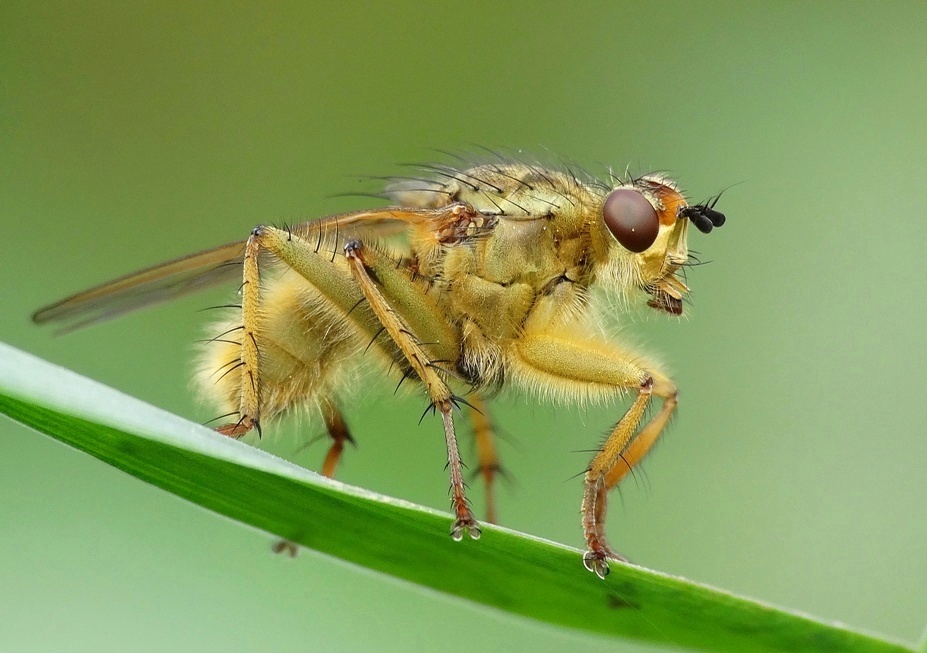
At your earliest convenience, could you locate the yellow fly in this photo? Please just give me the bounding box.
[34,155,726,578]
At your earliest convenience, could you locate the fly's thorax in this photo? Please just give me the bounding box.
[391,162,598,226]
[476,218,565,286]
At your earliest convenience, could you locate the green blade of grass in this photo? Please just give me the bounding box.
[0,342,914,653]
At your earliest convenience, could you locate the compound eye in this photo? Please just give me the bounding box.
[602,189,660,253]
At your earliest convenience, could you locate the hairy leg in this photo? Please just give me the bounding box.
[512,333,677,578]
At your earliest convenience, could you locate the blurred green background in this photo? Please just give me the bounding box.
[2,2,925,652]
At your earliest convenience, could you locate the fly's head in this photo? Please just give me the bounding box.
[595,174,726,316]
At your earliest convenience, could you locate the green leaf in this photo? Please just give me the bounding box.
[0,342,915,653]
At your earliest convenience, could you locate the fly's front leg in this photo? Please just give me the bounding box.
[342,240,478,540]
[577,376,679,568]
[586,379,677,570]
[580,378,651,575]
[513,334,677,578]
[598,374,678,505]
[582,374,678,564]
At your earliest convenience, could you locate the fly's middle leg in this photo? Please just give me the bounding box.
[466,394,504,524]
[342,239,477,540]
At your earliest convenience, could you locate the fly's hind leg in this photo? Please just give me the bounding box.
[213,224,275,439]
[213,221,376,440]
[225,221,380,558]
[319,397,356,478]
[215,204,472,441]
[274,397,355,558]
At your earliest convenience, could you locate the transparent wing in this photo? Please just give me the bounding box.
[32,208,417,333]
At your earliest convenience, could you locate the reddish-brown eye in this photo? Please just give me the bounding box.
[602,189,659,253]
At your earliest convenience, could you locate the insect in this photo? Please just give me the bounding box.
[33,155,726,578]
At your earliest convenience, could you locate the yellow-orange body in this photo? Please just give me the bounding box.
[204,164,690,418]
[34,158,726,577]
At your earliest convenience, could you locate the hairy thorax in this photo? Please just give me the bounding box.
[406,166,601,388]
